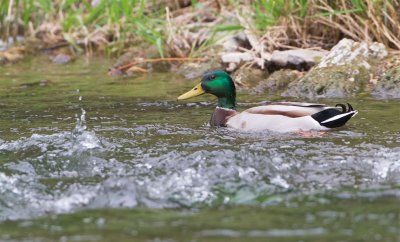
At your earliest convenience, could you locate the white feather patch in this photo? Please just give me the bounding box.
[226,113,328,132]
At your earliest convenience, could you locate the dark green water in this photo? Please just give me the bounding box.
[0,57,399,241]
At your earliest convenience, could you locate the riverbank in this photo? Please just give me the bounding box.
[1,0,400,99]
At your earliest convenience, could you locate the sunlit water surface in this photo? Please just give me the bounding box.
[0,57,399,241]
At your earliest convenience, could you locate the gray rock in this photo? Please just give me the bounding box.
[0,36,25,51]
[270,49,327,70]
[51,53,72,64]
[282,65,369,99]
[282,38,387,99]
[317,38,387,69]
[231,67,268,90]
[220,52,255,72]
[220,52,253,64]
[252,69,301,94]
[372,67,400,99]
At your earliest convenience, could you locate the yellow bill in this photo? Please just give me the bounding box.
[177,83,205,100]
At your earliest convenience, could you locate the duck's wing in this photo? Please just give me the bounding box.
[243,102,329,118]
[268,101,328,108]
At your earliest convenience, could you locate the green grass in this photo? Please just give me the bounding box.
[1,0,400,57]
[253,0,385,30]
[0,0,244,57]
[252,0,294,28]
[0,0,167,56]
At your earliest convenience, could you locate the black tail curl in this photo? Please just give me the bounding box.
[335,103,354,113]
[311,103,357,128]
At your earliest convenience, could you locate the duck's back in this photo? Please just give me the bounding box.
[243,103,328,117]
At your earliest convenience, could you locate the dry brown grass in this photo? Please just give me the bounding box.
[256,0,400,51]
[165,1,223,57]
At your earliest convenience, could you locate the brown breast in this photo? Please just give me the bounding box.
[210,107,238,127]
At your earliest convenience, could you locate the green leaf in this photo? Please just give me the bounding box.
[213,24,244,32]
[84,0,106,25]
[156,38,164,58]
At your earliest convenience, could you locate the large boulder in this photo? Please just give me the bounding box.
[317,39,387,68]
[231,67,268,90]
[252,69,302,94]
[372,67,400,99]
[282,38,388,99]
[282,65,369,99]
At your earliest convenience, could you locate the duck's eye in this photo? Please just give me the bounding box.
[209,75,216,80]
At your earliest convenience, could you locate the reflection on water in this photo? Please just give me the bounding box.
[0,58,399,240]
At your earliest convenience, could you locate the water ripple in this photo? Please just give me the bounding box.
[0,103,399,221]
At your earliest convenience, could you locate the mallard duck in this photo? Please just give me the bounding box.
[178,70,358,132]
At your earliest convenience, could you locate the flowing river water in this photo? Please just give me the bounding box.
[0,57,399,241]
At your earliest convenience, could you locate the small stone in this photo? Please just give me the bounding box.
[370,78,378,85]
[369,42,388,59]
[51,53,72,64]
[227,62,237,72]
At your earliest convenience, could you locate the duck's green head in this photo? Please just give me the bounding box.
[177,70,236,109]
